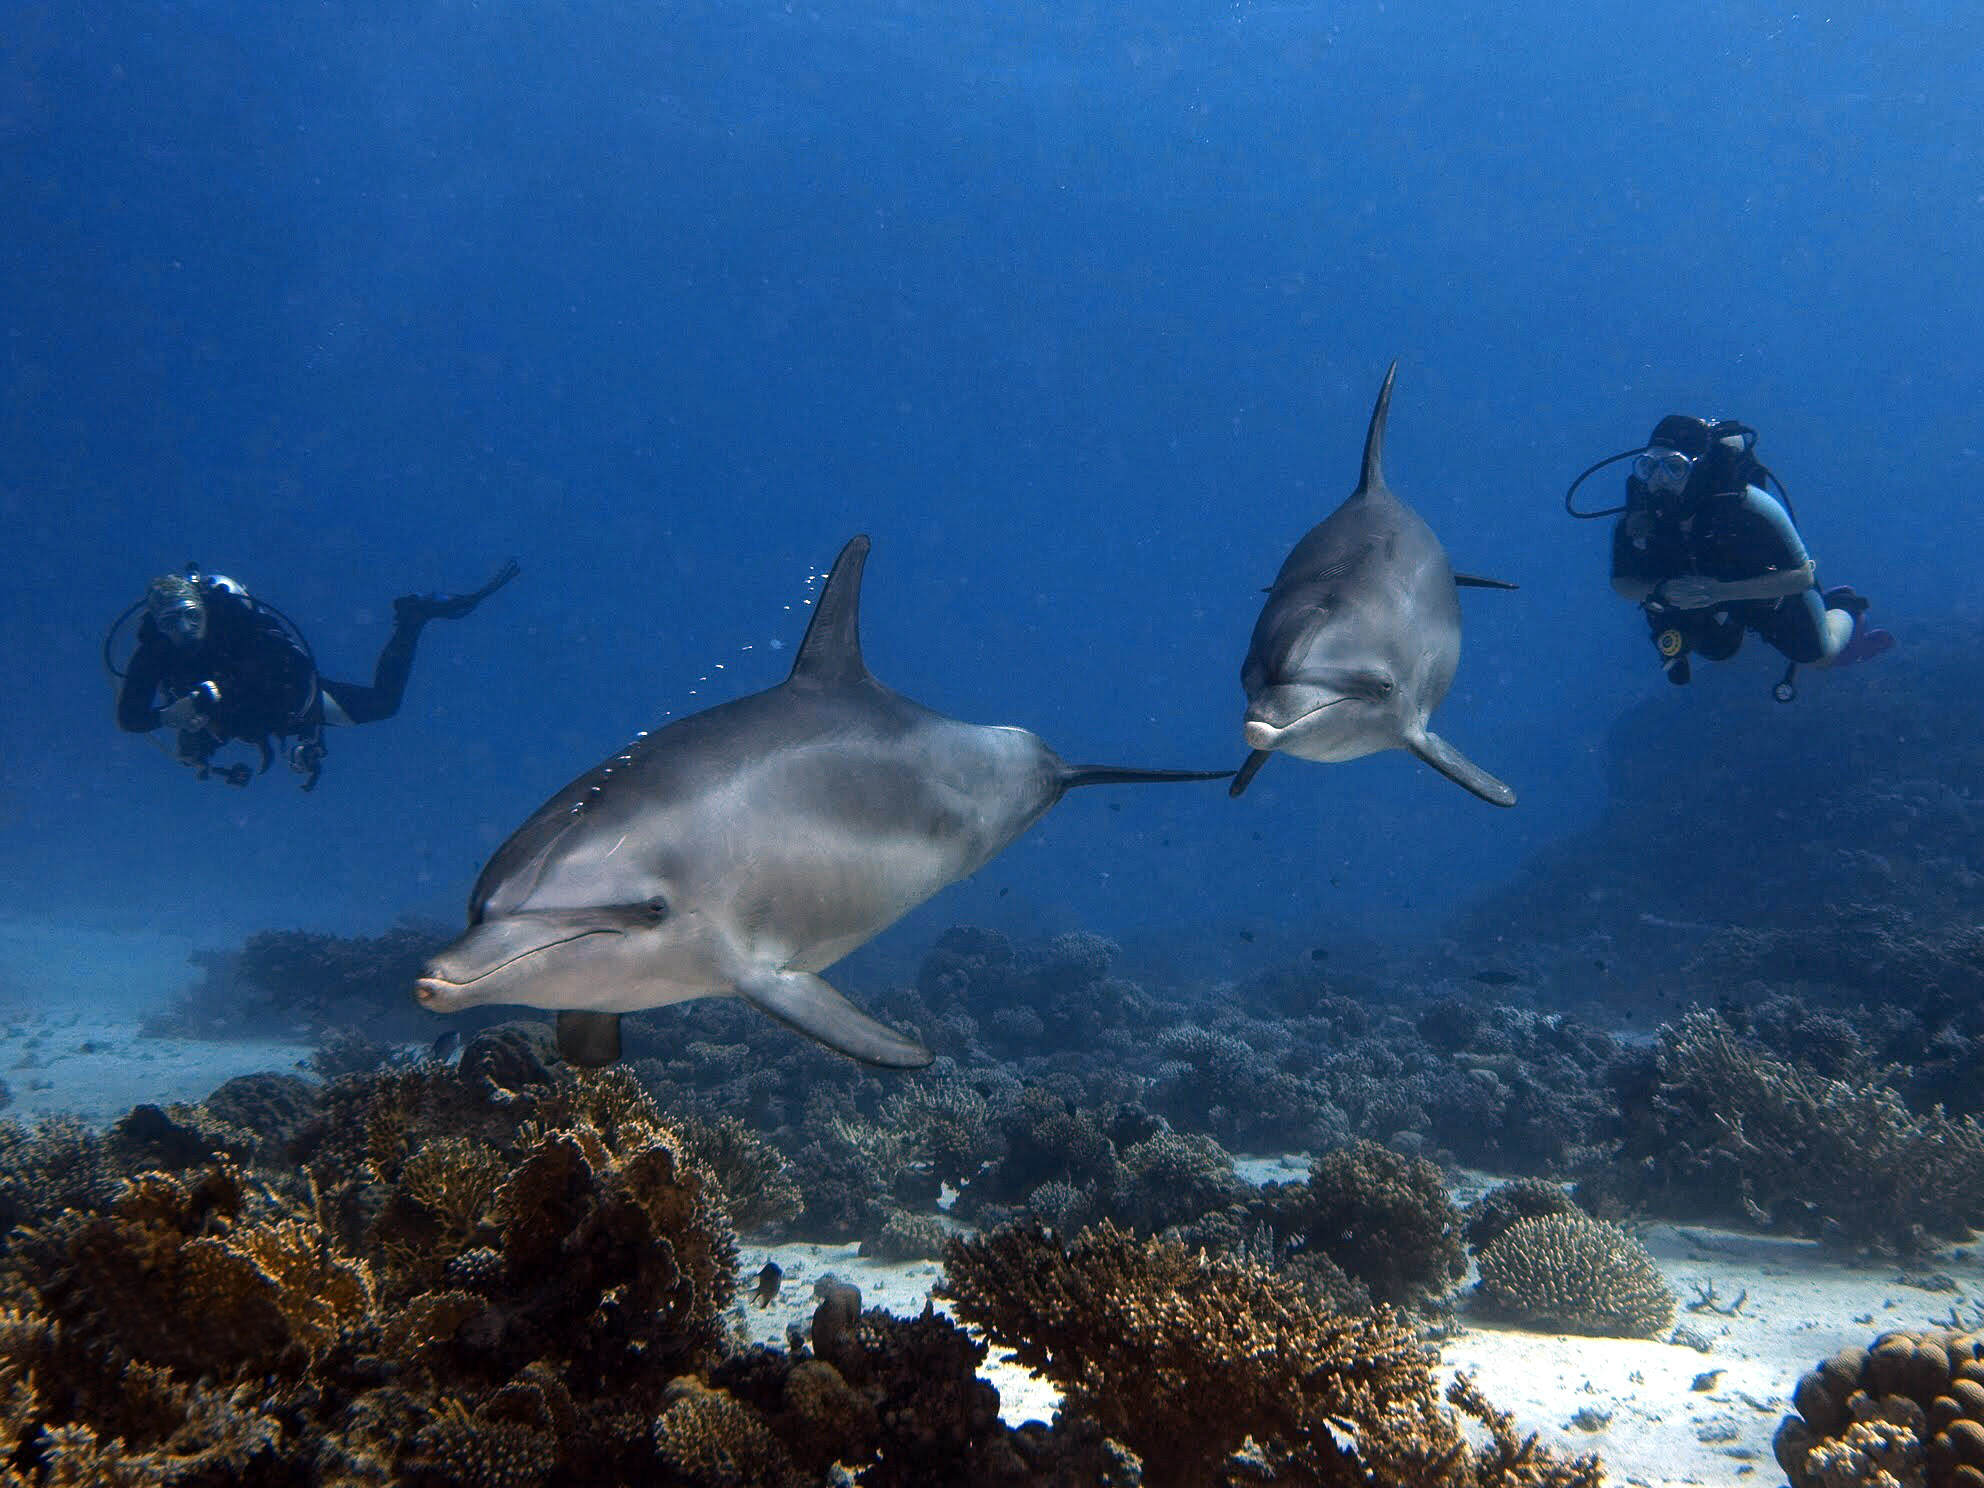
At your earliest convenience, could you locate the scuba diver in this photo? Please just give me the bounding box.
[1566,414,1892,700]
[111,558,519,789]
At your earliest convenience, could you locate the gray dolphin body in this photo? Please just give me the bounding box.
[1232,363,1516,807]
[417,536,1229,1068]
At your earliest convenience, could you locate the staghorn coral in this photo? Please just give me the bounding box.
[1608,1011,1984,1254]
[1473,1213,1676,1339]
[940,1219,1600,1488]
[1777,1328,1984,1488]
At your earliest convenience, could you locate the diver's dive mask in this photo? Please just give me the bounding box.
[1630,448,1694,495]
[146,574,208,647]
[1564,415,1765,519]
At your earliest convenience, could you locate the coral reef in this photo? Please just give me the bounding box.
[1274,1139,1467,1309]
[1464,1178,1582,1255]
[1473,1213,1677,1339]
[1776,1327,1984,1488]
[940,1219,1602,1488]
[1603,1010,1984,1254]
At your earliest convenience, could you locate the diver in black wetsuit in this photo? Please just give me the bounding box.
[114,559,519,788]
[1566,415,1892,696]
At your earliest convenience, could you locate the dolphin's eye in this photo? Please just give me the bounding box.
[643,896,669,920]
[1350,671,1395,700]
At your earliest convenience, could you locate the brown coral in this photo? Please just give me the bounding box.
[940,1219,1600,1488]
[1778,1328,1984,1488]
[1287,1138,1468,1307]
[1473,1213,1676,1339]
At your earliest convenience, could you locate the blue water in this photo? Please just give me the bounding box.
[6,1,1980,962]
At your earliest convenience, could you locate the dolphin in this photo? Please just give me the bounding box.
[417,536,1230,1068]
[1231,362,1516,806]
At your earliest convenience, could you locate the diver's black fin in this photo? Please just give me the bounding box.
[1228,749,1272,798]
[788,536,873,687]
[1454,573,1518,590]
[1352,361,1399,499]
[556,1010,623,1067]
[1060,764,1235,789]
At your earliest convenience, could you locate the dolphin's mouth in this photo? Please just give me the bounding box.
[418,926,620,1001]
[1244,697,1344,749]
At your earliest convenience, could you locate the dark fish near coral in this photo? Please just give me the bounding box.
[1472,970,1521,987]
[1238,929,1255,944]
[751,1260,782,1309]
[1310,947,1329,962]
[428,1030,463,1064]
[416,537,1232,1070]
[1231,362,1517,806]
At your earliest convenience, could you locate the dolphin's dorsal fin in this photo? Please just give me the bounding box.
[789,535,873,686]
[1353,360,1399,499]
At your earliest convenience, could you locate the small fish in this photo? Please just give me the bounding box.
[1592,958,1608,974]
[1472,970,1520,987]
[1309,947,1329,963]
[1238,930,1256,944]
[429,1030,464,1064]
[1690,1369,1724,1393]
[752,1260,783,1309]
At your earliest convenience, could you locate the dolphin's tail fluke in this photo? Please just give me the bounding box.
[1061,764,1236,789]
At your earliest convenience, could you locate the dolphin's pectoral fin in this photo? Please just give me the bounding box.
[1229,749,1272,798]
[737,967,933,1069]
[555,1010,623,1067]
[1407,729,1517,808]
[1454,572,1519,590]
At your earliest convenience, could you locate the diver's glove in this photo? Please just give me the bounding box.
[1653,576,1722,610]
[159,681,221,731]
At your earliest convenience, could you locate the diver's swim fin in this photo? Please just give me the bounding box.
[396,558,521,624]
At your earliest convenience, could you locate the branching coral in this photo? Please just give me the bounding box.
[939,1219,1600,1488]
[672,1111,803,1235]
[1612,1011,1984,1254]
[1473,1213,1676,1339]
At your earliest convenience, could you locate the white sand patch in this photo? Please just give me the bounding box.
[1441,1218,1984,1486]
[0,1014,313,1127]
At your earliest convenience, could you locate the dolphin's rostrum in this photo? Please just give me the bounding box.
[1233,362,1517,806]
[417,536,1230,1068]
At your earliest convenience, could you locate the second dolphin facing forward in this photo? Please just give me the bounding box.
[417,536,1231,1068]
[1232,362,1517,806]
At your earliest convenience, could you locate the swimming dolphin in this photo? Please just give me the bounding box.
[416,536,1230,1068]
[1232,362,1516,806]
